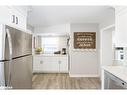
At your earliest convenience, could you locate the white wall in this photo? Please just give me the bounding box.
[27,24,34,32]
[99,18,115,30]
[99,8,115,30]
[34,23,70,35]
[70,23,99,77]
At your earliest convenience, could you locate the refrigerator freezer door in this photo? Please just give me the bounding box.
[5,25,32,58]
[6,29,13,87]
[0,27,14,89]
[4,55,32,89]
[0,25,12,87]
[0,25,32,89]
[4,26,32,89]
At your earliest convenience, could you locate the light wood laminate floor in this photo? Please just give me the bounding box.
[32,73,101,89]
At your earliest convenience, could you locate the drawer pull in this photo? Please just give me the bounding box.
[40,61,43,64]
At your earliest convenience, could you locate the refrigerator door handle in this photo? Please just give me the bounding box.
[33,36,36,49]
[6,29,13,89]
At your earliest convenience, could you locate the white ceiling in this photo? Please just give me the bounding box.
[27,6,115,27]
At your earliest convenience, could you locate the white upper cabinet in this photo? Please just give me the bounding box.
[115,7,127,47]
[0,6,27,30]
[0,7,11,25]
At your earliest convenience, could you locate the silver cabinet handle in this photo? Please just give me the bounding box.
[58,60,61,64]
[16,17,18,24]
[6,29,13,88]
[12,15,15,23]
[40,61,43,64]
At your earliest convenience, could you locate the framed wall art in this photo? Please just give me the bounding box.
[73,32,96,50]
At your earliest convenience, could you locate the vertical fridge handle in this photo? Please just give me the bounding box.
[6,29,13,88]
[33,36,36,49]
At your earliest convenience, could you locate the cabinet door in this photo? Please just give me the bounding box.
[59,57,68,73]
[33,56,43,72]
[14,10,26,29]
[115,7,127,46]
[0,6,27,30]
[42,57,59,72]
[0,6,12,25]
[33,56,68,73]
[10,8,26,30]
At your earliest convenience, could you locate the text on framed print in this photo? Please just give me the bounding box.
[74,32,96,49]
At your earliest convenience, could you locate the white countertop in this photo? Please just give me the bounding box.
[102,66,127,83]
[33,54,68,57]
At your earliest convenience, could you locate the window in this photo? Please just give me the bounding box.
[41,37,59,54]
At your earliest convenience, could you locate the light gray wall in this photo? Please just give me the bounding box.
[70,23,99,77]
[34,23,70,34]
[99,7,115,29]
[27,24,34,32]
[98,12,115,77]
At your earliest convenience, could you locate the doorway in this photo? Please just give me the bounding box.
[100,25,115,75]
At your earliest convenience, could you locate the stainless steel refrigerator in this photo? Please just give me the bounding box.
[0,25,32,89]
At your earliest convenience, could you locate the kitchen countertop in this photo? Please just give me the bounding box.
[102,66,127,83]
[33,54,68,57]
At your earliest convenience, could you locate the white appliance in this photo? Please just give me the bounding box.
[114,47,124,65]
[0,25,32,89]
[115,47,124,60]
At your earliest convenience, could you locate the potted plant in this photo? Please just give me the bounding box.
[35,47,43,54]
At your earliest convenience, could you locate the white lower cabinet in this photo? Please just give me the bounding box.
[33,55,68,73]
[59,57,68,72]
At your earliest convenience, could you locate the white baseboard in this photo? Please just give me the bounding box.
[33,71,68,74]
[69,74,100,77]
